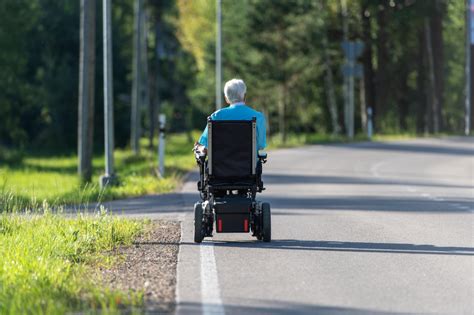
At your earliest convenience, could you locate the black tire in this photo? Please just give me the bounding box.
[262,202,271,242]
[194,202,204,243]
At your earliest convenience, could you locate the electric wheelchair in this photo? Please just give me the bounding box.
[193,117,271,243]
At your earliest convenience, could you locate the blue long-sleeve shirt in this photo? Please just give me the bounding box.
[198,102,267,150]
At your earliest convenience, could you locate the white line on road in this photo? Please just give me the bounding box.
[406,187,417,192]
[200,242,225,315]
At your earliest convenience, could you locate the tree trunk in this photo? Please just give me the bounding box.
[340,0,349,135]
[416,28,427,134]
[131,0,143,154]
[322,31,341,135]
[431,0,445,132]
[375,5,389,128]
[78,0,96,182]
[279,85,287,143]
[398,68,409,131]
[141,8,150,150]
[425,18,439,133]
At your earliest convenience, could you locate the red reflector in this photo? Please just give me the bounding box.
[244,219,249,232]
[218,219,223,232]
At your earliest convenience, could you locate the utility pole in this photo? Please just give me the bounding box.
[216,0,222,110]
[78,0,96,182]
[466,0,472,136]
[100,0,115,187]
[425,19,439,133]
[131,0,143,154]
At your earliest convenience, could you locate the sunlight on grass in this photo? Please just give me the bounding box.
[0,133,197,211]
[0,206,147,314]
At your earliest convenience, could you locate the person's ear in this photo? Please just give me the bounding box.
[225,96,231,104]
[244,94,246,103]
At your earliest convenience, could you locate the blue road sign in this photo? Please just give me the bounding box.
[470,0,474,44]
[342,41,364,60]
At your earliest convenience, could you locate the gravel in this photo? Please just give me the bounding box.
[100,220,181,314]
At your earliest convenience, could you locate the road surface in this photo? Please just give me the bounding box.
[105,137,474,314]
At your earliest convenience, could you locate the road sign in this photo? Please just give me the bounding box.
[342,64,363,78]
[342,41,364,60]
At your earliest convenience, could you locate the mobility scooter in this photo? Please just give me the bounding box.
[193,118,271,243]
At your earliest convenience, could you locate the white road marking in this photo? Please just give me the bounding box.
[421,193,431,198]
[201,242,225,315]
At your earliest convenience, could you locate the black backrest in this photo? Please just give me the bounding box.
[208,118,256,179]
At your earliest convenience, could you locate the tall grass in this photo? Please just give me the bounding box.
[0,205,146,314]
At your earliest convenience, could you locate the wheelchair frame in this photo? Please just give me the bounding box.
[194,118,271,243]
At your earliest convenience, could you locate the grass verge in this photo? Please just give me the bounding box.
[0,133,197,212]
[0,206,147,314]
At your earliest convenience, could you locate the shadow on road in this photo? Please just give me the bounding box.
[207,239,474,256]
[178,300,399,315]
[338,140,474,157]
[262,174,472,189]
[263,195,472,213]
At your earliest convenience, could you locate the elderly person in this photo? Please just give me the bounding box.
[195,78,266,153]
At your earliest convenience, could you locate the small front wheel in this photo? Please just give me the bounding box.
[194,202,205,243]
[261,202,271,242]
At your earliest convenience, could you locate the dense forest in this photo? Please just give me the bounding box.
[0,0,469,153]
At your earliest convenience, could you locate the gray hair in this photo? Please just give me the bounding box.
[224,79,247,103]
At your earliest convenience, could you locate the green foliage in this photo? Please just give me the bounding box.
[0,0,469,153]
[0,209,146,314]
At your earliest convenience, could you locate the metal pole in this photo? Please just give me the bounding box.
[100,0,115,187]
[466,0,471,135]
[158,114,166,177]
[131,0,142,154]
[216,0,222,110]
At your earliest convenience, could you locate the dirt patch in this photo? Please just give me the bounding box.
[100,220,181,313]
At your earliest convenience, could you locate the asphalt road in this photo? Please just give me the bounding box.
[105,137,474,314]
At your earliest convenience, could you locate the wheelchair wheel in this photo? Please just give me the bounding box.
[262,202,271,242]
[194,202,205,243]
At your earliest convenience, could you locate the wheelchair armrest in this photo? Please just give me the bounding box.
[194,151,206,163]
[258,150,267,163]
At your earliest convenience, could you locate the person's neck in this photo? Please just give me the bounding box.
[230,101,245,106]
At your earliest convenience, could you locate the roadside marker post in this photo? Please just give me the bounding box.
[341,40,364,139]
[158,114,166,177]
[367,107,373,140]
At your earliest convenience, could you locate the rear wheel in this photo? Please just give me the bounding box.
[194,203,204,243]
[262,202,271,242]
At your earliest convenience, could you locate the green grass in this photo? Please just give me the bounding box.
[0,207,147,314]
[267,132,369,149]
[0,133,197,212]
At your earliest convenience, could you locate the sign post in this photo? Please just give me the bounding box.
[342,41,364,139]
[158,114,166,177]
